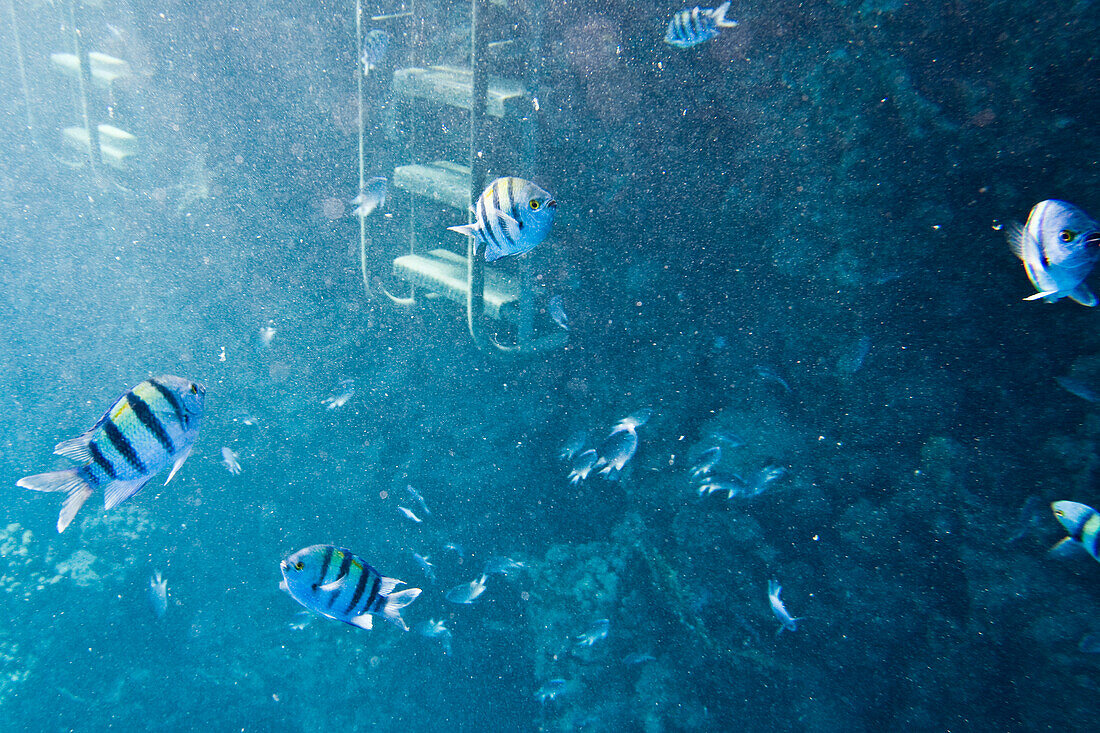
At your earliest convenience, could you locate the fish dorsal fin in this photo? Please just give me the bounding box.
[164,445,195,485]
[53,434,94,462]
[102,477,152,510]
[319,573,348,592]
[1005,221,1029,260]
[378,576,402,596]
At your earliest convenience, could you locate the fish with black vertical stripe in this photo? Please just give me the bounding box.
[448,177,557,262]
[280,545,421,631]
[17,375,205,533]
[664,2,738,49]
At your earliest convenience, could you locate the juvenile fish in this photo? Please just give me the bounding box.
[18,375,206,533]
[360,29,390,75]
[1007,199,1100,305]
[1051,500,1100,562]
[768,580,800,634]
[416,618,453,655]
[750,465,788,496]
[664,2,738,49]
[351,177,387,218]
[149,570,168,619]
[575,618,609,647]
[483,556,526,577]
[397,506,423,524]
[279,544,421,630]
[445,574,488,604]
[690,446,721,478]
[448,177,557,262]
[595,429,638,481]
[412,552,436,582]
[405,484,431,516]
[221,447,242,475]
[536,678,567,704]
[322,379,355,409]
[548,295,569,331]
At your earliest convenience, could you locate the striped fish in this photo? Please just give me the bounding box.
[1051,500,1100,562]
[664,2,738,49]
[17,375,205,533]
[280,545,421,631]
[448,177,557,262]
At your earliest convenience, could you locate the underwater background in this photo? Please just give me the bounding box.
[1,0,1099,730]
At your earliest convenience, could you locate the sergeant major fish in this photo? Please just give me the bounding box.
[279,544,421,630]
[568,449,599,484]
[1007,199,1100,305]
[448,177,557,262]
[664,2,738,49]
[18,375,205,533]
[1051,500,1100,562]
[445,574,488,604]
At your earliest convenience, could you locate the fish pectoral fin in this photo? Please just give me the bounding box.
[102,477,152,511]
[1023,290,1059,301]
[1069,283,1098,307]
[318,574,348,592]
[278,580,289,592]
[348,613,374,630]
[164,445,195,485]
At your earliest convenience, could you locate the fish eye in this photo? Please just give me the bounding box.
[294,561,304,571]
[529,199,540,210]
[1059,229,1076,243]
[190,384,198,395]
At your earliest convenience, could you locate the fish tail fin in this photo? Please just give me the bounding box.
[1069,284,1098,307]
[17,469,94,533]
[714,1,738,27]
[448,223,478,237]
[381,587,422,631]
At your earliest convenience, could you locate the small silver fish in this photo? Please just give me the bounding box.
[837,336,872,375]
[448,177,557,262]
[351,177,387,218]
[445,574,488,604]
[444,541,466,558]
[568,449,599,484]
[665,2,738,49]
[483,556,526,577]
[415,619,453,655]
[595,429,638,481]
[412,552,436,582]
[288,610,314,631]
[221,447,242,475]
[322,379,355,409]
[690,446,721,478]
[750,465,787,496]
[548,295,569,331]
[768,580,800,634]
[360,29,390,75]
[560,429,588,461]
[259,325,276,347]
[397,506,423,524]
[149,570,168,619]
[696,475,748,499]
[623,652,656,665]
[405,484,431,516]
[613,408,653,432]
[708,429,745,448]
[1007,199,1100,305]
[575,618,609,647]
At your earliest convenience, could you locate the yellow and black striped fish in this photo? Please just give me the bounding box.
[17,375,206,533]
[1051,500,1100,562]
[448,177,557,262]
[280,545,421,631]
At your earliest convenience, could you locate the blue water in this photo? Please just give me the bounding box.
[1,0,1098,730]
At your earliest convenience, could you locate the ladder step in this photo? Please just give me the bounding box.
[393,161,471,210]
[62,125,137,170]
[394,248,519,323]
[392,65,528,118]
[50,52,131,87]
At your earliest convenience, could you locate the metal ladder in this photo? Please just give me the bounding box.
[6,0,140,186]
[358,0,568,355]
